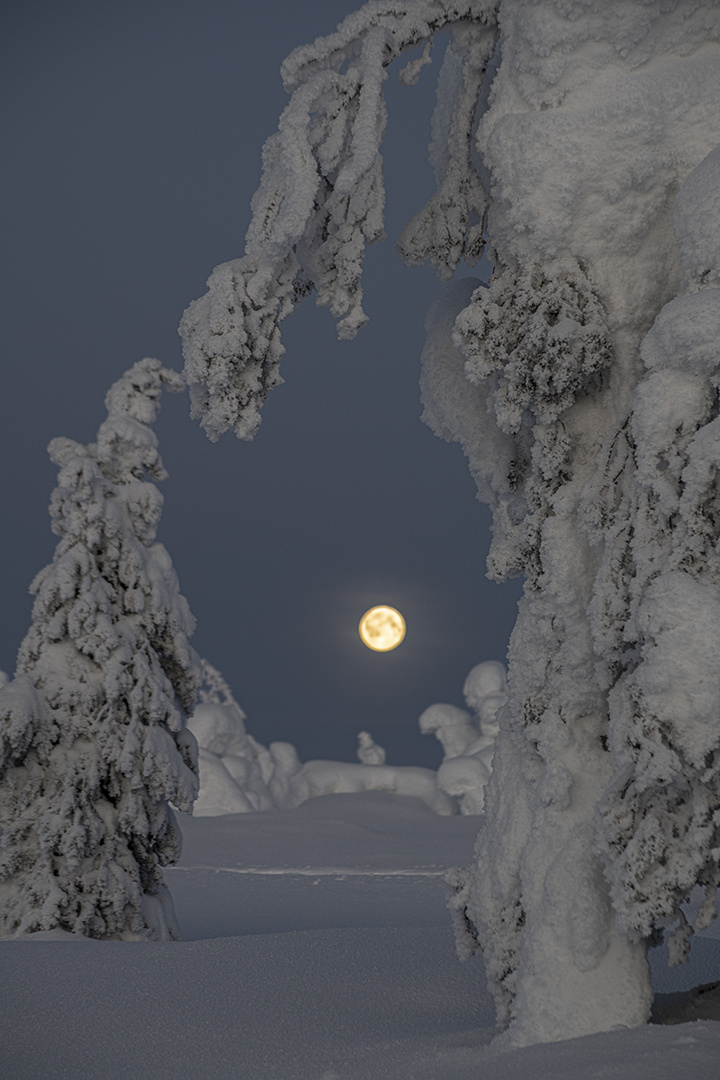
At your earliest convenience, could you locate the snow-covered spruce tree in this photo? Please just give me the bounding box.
[178,0,720,1047]
[0,359,199,940]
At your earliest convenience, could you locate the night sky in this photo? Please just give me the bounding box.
[1,0,522,768]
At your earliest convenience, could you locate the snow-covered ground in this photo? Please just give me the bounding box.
[1,792,719,1079]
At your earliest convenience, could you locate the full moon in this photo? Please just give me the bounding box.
[358,605,406,652]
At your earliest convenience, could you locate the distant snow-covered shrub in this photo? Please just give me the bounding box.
[189,666,458,816]
[282,758,457,815]
[420,660,508,813]
[356,730,386,765]
[187,661,274,815]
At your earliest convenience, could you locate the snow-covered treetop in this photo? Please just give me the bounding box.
[16,358,199,733]
[180,0,499,441]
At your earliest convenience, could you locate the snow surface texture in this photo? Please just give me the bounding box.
[0,360,200,941]
[190,659,506,817]
[178,0,720,1051]
[1,794,718,1079]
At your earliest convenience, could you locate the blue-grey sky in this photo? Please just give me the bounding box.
[1,0,522,767]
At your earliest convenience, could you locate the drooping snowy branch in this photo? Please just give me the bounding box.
[180,0,499,441]
[398,20,494,278]
[0,359,200,940]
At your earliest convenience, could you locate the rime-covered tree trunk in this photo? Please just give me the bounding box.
[177,0,720,1048]
[439,3,720,1046]
[435,273,655,1045]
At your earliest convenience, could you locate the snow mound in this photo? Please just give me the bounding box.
[283,759,456,815]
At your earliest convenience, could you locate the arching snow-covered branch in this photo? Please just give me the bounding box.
[180,0,499,441]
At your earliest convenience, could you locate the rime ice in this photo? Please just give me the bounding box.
[0,360,200,941]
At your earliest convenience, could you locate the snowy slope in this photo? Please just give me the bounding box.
[1,793,719,1079]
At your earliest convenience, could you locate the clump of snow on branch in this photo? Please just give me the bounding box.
[454,259,613,584]
[455,261,612,435]
[180,1,499,441]
[421,264,612,586]
[0,359,199,941]
[420,660,507,813]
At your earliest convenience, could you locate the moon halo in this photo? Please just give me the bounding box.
[358,606,406,652]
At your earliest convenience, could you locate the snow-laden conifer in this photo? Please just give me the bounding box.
[179,0,720,1049]
[0,359,199,940]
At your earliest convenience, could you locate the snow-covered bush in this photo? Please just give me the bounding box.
[187,661,275,815]
[189,668,456,816]
[179,0,720,1050]
[0,359,199,941]
[420,660,507,813]
[356,730,386,764]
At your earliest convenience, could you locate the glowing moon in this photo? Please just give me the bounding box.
[358,605,406,652]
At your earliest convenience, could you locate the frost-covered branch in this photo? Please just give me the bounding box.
[398,21,494,278]
[180,0,499,441]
